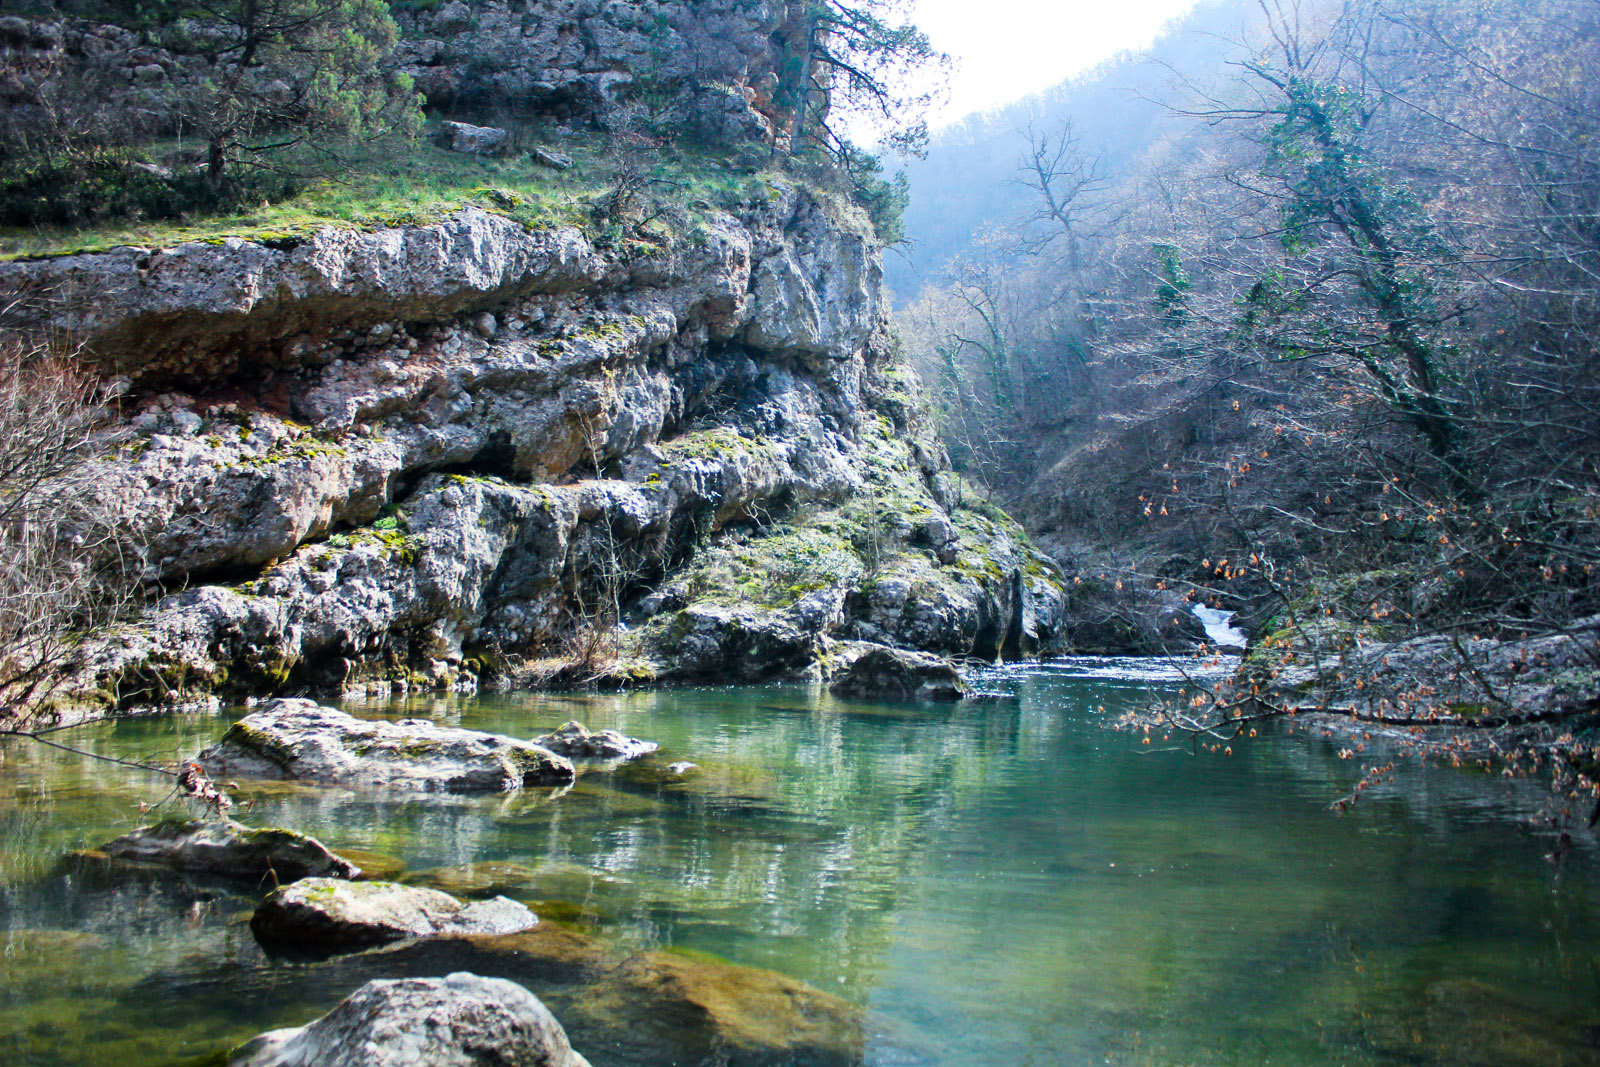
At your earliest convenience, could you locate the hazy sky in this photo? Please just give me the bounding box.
[909,0,1202,125]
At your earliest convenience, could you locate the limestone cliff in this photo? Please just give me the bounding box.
[2,179,1066,706]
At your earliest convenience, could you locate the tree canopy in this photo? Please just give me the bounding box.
[156,0,423,184]
[776,0,948,159]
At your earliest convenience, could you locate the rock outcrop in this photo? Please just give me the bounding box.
[828,647,967,702]
[1261,612,1600,728]
[198,700,575,792]
[391,0,810,144]
[2,2,811,157]
[5,155,1066,708]
[229,972,590,1067]
[533,722,657,761]
[82,818,360,882]
[251,879,539,953]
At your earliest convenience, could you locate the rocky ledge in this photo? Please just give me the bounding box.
[252,878,539,954]
[6,181,1067,710]
[1257,612,1600,750]
[197,699,575,792]
[229,972,591,1067]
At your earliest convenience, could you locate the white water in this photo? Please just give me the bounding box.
[975,655,1238,682]
[1192,604,1249,649]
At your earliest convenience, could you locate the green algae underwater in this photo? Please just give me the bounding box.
[2,662,1598,1066]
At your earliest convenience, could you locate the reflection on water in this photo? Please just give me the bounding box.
[2,668,1597,1066]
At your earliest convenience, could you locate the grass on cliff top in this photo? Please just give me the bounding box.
[0,128,779,260]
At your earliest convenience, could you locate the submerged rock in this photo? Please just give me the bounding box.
[406,861,539,899]
[198,699,575,793]
[828,647,968,702]
[331,849,407,882]
[88,818,359,883]
[578,947,864,1066]
[229,971,591,1067]
[533,722,658,761]
[406,860,626,903]
[251,878,538,954]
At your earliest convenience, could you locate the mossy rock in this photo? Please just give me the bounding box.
[523,898,614,930]
[404,860,538,899]
[330,849,407,882]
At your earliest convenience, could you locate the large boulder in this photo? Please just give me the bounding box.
[85,818,359,882]
[291,927,866,1065]
[229,972,591,1067]
[828,647,967,702]
[198,699,575,792]
[435,120,509,155]
[652,603,819,681]
[251,878,538,953]
[533,722,657,761]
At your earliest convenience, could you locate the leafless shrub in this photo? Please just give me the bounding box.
[0,329,140,730]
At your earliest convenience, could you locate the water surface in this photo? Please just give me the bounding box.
[1,662,1596,1065]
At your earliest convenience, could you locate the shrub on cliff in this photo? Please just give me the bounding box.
[142,0,424,187]
[1,0,422,223]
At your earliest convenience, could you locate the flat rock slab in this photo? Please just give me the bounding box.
[828,647,968,702]
[252,878,538,954]
[230,971,591,1067]
[533,721,658,761]
[198,699,575,793]
[89,817,359,883]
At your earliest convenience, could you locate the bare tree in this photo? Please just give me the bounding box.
[1016,120,1115,269]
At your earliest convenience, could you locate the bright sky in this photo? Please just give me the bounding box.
[909,0,1203,126]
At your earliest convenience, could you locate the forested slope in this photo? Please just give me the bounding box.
[897,0,1600,788]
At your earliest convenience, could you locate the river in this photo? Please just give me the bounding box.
[1,661,1596,1065]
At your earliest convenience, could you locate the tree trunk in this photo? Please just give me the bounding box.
[207,140,226,187]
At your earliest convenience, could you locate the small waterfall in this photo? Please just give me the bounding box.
[1191,604,1248,650]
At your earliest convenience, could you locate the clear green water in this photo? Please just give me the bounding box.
[2,661,1598,1066]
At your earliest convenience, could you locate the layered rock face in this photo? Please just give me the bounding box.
[3,179,1065,705]
[1,0,807,151]
[393,0,808,143]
